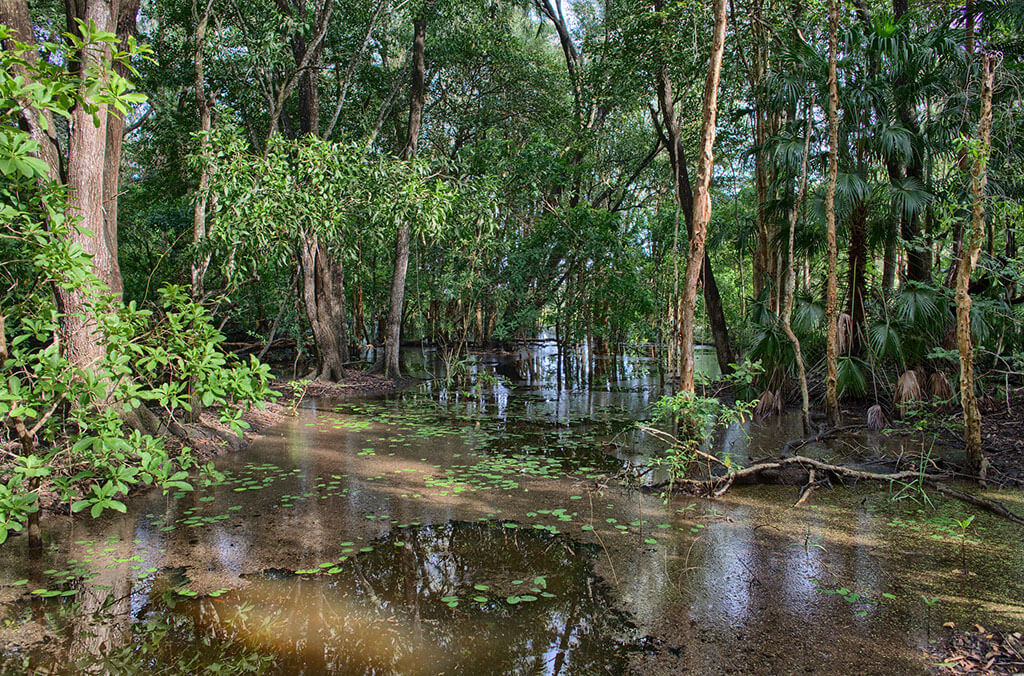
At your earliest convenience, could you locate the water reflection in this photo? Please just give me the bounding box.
[1,343,1022,675]
[177,523,642,675]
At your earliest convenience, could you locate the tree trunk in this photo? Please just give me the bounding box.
[299,234,349,381]
[846,198,868,355]
[656,58,737,379]
[958,54,995,479]
[679,0,727,394]
[781,117,812,433]
[381,16,426,380]
[0,0,62,182]
[99,0,140,300]
[55,0,122,369]
[824,0,841,426]
[891,0,930,284]
[191,0,214,298]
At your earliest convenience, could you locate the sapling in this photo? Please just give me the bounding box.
[953,514,975,574]
[921,594,940,641]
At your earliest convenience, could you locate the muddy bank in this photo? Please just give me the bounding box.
[184,371,407,460]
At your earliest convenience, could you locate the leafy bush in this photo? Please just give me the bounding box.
[0,25,276,545]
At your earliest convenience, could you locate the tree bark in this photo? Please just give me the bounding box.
[382,17,426,380]
[55,0,123,369]
[824,0,841,426]
[846,199,868,355]
[100,0,140,300]
[299,234,349,381]
[0,0,63,182]
[191,0,214,298]
[891,0,930,284]
[655,59,736,378]
[679,0,727,394]
[781,116,812,433]
[958,54,995,479]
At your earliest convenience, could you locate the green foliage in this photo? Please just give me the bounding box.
[0,27,275,545]
[645,361,762,489]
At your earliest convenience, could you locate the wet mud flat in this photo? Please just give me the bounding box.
[1,354,1022,675]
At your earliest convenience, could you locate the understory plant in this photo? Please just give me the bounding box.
[643,360,761,490]
[0,30,275,545]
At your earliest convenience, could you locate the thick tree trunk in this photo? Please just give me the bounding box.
[824,0,841,426]
[882,236,897,290]
[56,0,122,369]
[299,235,349,381]
[891,0,930,284]
[381,17,426,380]
[958,55,995,479]
[0,0,62,182]
[679,0,727,393]
[846,199,868,355]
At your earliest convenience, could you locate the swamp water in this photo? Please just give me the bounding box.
[1,344,1022,675]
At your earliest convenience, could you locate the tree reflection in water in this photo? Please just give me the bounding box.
[1,522,645,675]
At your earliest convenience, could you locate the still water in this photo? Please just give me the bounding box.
[1,343,1021,674]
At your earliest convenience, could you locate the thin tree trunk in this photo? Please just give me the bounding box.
[191,0,214,298]
[781,116,812,433]
[382,17,426,380]
[679,0,727,394]
[958,54,995,479]
[655,56,736,379]
[824,0,841,425]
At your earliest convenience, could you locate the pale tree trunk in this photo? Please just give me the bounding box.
[824,0,841,426]
[958,54,995,479]
[781,116,812,433]
[191,0,214,298]
[382,16,426,380]
[655,54,737,378]
[679,0,727,394]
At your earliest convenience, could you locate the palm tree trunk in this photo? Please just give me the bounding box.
[824,0,841,426]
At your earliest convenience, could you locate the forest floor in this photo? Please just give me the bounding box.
[974,392,1024,487]
[927,626,1024,674]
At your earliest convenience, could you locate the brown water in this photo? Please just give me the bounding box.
[1,346,1022,675]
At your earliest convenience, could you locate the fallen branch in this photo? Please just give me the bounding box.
[647,455,928,492]
[643,454,1024,526]
[924,481,1024,526]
